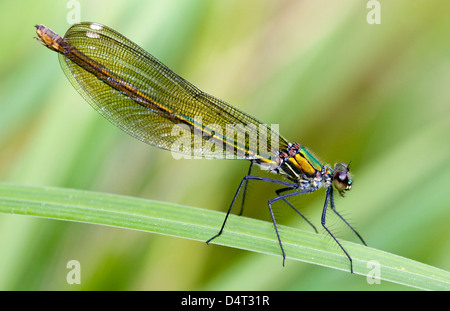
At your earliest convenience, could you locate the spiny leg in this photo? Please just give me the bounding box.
[329,187,367,246]
[267,187,319,266]
[321,187,354,273]
[206,175,298,245]
[276,187,318,233]
[238,161,254,216]
[267,200,285,265]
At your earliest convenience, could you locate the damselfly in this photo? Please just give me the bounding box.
[35,22,366,273]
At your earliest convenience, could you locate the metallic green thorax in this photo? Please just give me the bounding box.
[275,143,323,182]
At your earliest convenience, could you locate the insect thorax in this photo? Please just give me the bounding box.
[273,142,333,189]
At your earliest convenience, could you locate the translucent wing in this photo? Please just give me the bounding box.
[59,22,287,162]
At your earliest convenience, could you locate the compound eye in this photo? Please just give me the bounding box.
[333,162,352,196]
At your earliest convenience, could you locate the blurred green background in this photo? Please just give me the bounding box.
[0,0,449,290]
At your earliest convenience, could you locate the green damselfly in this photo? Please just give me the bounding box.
[35,22,366,272]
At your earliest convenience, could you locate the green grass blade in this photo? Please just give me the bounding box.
[0,182,448,290]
